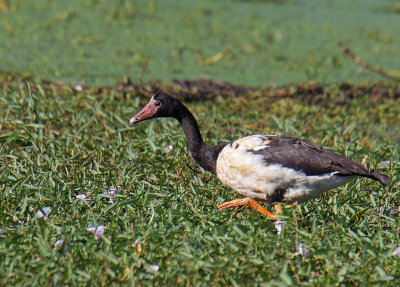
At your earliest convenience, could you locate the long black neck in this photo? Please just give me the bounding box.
[174,103,228,174]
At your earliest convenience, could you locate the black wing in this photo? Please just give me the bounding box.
[252,136,389,185]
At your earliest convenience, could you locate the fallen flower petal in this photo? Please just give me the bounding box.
[376,206,399,215]
[392,247,400,257]
[389,207,399,215]
[36,210,44,218]
[165,144,173,153]
[87,225,105,239]
[87,226,96,233]
[76,194,89,200]
[95,225,105,239]
[42,207,51,217]
[55,239,65,247]
[377,160,390,169]
[103,186,120,204]
[274,220,285,235]
[149,265,160,273]
[294,243,308,256]
[36,207,51,219]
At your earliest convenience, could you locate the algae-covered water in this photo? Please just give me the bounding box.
[0,0,399,86]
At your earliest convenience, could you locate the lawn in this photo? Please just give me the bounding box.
[1,0,400,286]
[0,77,399,285]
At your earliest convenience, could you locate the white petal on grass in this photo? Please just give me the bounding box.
[95,225,105,239]
[274,220,285,234]
[386,206,399,215]
[76,194,89,200]
[294,243,308,256]
[378,160,391,169]
[36,207,51,219]
[87,225,105,239]
[376,205,399,215]
[87,226,96,233]
[392,247,400,257]
[55,239,65,247]
[107,186,118,195]
[149,265,160,273]
[43,207,51,217]
[103,185,121,204]
[165,144,173,153]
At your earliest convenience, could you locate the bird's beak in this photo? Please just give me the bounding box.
[129,98,159,125]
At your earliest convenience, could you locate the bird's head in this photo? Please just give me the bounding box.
[129,92,179,125]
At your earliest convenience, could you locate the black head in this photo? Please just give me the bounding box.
[129,92,181,125]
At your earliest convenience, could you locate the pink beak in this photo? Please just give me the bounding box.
[129,98,159,125]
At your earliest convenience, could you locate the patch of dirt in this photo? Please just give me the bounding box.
[1,70,399,104]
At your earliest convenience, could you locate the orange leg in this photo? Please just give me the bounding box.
[217,197,279,220]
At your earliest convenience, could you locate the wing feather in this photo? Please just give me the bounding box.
[252,136,372,177]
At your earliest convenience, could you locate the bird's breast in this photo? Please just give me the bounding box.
[216,136,300,201]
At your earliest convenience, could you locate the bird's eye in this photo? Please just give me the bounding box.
[154,101,161,107]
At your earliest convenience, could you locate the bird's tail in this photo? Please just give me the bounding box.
[370,172,390,186]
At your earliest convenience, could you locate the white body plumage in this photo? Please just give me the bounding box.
[216,135,354,203]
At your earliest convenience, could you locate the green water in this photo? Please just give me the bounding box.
[0,0,399,86]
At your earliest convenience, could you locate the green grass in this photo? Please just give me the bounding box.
[0,80,399,285]
[1,0,399,285]
[1,0,400,86]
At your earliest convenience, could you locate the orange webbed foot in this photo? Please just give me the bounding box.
[217,197,279,220]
